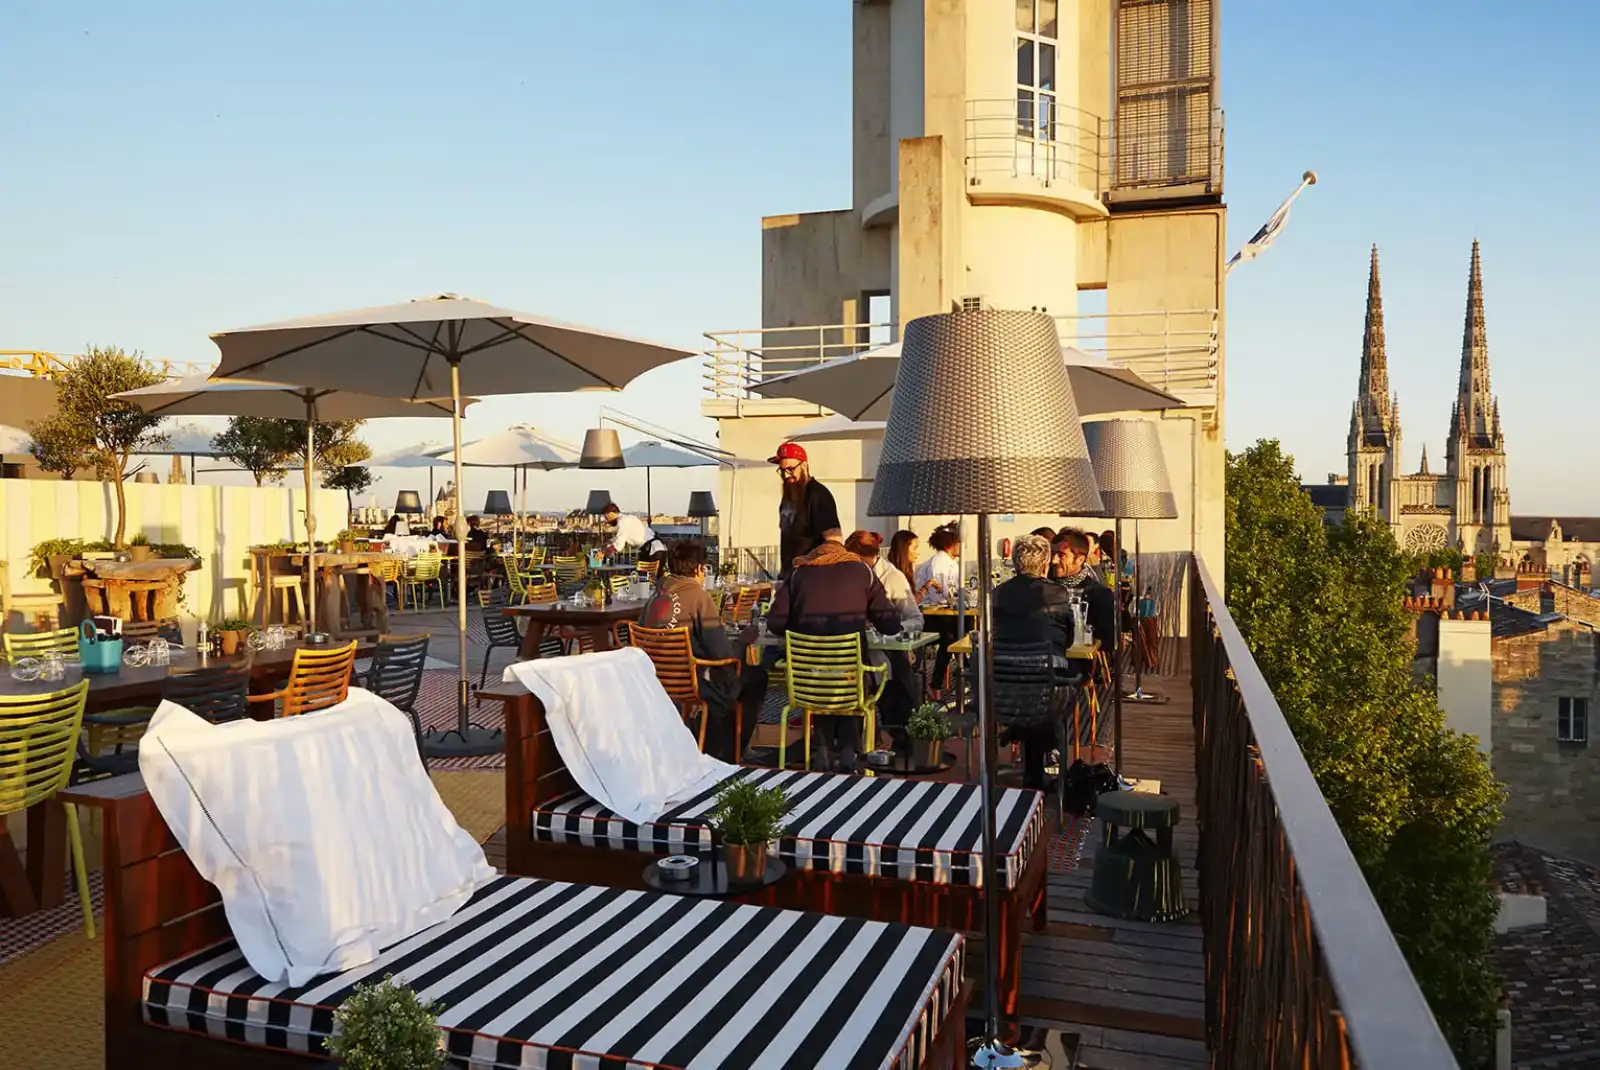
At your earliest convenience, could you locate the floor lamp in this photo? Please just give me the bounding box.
[870,309,1103,1069]
[1082,420,1178,771]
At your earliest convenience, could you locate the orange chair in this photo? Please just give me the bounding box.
[622,622,742,752]
[727,585,762,625]
[246,641,359,718]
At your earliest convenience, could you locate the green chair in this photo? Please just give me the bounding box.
[777,631,889,773]
[3,626,80,662]
[0,680,95,937]
[404,551,445,610]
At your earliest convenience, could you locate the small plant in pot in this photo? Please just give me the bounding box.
[906,702,954,770]
[335,529,358,554]
[323,974,446,1069]
[214,618,250,656]
[707,779,793,882]
[128,533,152,562]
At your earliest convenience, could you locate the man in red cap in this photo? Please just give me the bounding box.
[769,440,840,580]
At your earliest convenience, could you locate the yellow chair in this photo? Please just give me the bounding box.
[368,558,404,612]
[634,558,660,582]
[405,551,445,610]
[0,680,94,936]
[3,626,80,661]
[776,631,889,773]
[551,555,587,594]
[608,573,631,598]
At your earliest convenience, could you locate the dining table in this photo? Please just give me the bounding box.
[0,636,377,920]
[249,549,399,635]
[505,599,652,660]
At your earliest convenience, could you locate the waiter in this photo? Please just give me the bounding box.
[770,441,839,580]
[601,501,665,558]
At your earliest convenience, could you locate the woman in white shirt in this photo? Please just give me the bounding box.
[846,530,923,632]
[914,523,962,603]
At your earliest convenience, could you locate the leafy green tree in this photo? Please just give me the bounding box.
[324,464,374,518]
[29,347,167,546]
[1226,440,1502,1064]
[212,416,293,486]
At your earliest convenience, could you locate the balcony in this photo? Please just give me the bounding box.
[965,98,1109,220]
[701,308,1218,415]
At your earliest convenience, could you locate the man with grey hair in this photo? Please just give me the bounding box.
[993,533,1079,790]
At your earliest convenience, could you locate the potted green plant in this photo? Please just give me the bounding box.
[323,974,445,1069]
[128,533,152,562]
[335,529,358,554]
[584,575,608,604]
[707,779,793,881]
[214,617,250,656]
[906,702,953,769]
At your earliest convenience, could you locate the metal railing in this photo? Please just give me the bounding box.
[1189,555,1458,1069]
[1055,308,1218,401]
[964,98,1108,196]
[702,322,890,403]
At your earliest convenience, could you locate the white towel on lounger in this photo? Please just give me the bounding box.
[505,647,735,824]
[138,687,496,986]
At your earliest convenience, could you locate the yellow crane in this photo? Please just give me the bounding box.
[0,350,211,379]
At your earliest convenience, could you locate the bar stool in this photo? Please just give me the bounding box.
[1086,791,1188,922]
[269,573,306,625]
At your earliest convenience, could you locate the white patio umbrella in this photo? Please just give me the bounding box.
[113,375,459,640]
[425,424,579,551]
[206,294,695,758]
[367,439,455,505]
[0,424,32,455]
[787,415,887,443]
[620,440,718,518]
[129,422,227,484]
[752,338,1184,419]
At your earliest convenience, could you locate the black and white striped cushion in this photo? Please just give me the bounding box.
[143,876,964,1069]
[533,767,1044,889]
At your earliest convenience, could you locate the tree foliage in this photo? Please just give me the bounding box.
[324,464,374,516]
[29,347,167,546]
[1226,440,1502,1064]
[211,417,371,487]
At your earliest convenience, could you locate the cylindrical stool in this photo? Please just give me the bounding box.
[1086,791,1188,922]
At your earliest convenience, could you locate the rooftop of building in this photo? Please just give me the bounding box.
[1510,516,1600,543]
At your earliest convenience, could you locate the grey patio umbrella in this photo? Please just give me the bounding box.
[752,338,1183,420]
[206,294,695,757]
[621,440,718,518]
[367,439,455,506]
[425,424,579,552]
[113,375,459,641]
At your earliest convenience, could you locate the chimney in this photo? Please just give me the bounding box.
[1431,569,1455,607]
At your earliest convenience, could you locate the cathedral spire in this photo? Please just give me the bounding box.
[1419,443,1430,474]
[1354,245,1395,446]
[1455,240,1494,444]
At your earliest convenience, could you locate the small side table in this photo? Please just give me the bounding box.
[1086,790,1188,922]
[642,854,787,898]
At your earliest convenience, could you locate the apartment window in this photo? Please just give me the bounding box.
[1015,0,1059,141]
[1558,696,1589,744]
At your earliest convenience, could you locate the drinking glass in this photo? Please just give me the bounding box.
[123,644,150,668]
[8,657,40,682]
[246,630,269,652]
[266,624,287,650]
[149,638,171,666]
[42,651,66,681]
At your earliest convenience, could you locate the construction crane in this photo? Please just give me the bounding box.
[0,350,211,379]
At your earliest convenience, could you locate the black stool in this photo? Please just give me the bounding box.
[1086,790,1188,922]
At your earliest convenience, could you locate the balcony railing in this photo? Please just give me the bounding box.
[1189,555,1458,1068]
[703,310,1219,409]
[964,97,1108,201]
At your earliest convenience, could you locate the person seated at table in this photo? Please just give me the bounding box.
[845,530,919,732]
[887,529,920,595]
[601,501,665,562]
[766,530,900,772]
[1051,528,1116,667]
[464,515,490,553]
[638,540,766,763]
[382,513,407,537]
[914,522,961,603]
[994,534,1080,791]
[430,515,450,539]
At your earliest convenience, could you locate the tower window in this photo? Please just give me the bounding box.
[1015,1,1059,140]
[1558,696,1588,744]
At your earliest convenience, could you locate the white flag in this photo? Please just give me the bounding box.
[1227,172,1316,272]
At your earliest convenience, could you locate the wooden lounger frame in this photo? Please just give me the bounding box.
[487,681,1050,1021]
[61,773,970,1070]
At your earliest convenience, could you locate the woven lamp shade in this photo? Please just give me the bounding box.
[482,490,513,515]
[393,490,424,514]
[584,489,613,515]
[687,490,718,518]
[1082,419,1178,519]
[869,309,1104,517]
[579,428,626,469]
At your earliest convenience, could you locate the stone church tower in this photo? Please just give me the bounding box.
[1444,241,1512,555]
[1346,245,1401,524]
[1344,241,1511,558]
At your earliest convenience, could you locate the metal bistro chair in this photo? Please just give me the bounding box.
[727,585,763,625]
[163,664,252,725]
[477,593,527,690]
[550,555,588,596]
[624,622,743,753]
[246,641,359,718]
[0,680,95,936]
[367,634,431,761]
[405,551,446,610]
[777,631,888,773]
[120,618,182,643]
[991,640,1076,812]
[3,626,80,662]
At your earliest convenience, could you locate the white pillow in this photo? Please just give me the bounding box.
[138,687,496,986]
[505,647,734,824]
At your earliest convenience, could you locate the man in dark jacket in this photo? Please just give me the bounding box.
[993,534,1080,789]
[770,441,840,580]
[765,531,900,771]
[1051,528,1116,664]
[639,540,767,762]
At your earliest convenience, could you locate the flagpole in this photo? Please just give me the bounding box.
[1226,170,1317,274]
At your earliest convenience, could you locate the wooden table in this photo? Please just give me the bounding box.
[69,558,200,621]
[948,634,1098,659]
[506,600,649,659]
[0,638,374,919]
[250,549,397,636]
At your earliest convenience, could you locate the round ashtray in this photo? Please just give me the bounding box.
[657,855,700,882]
[865,749,892,768]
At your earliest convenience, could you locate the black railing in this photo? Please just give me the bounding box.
[1188,555,1459,1069]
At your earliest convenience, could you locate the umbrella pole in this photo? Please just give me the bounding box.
[303,400,319,640]
[645,467,652,522]
[452,362,470,735]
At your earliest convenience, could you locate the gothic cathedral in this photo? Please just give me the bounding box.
[1345,241,1512,558]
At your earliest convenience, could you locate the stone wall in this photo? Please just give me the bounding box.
[1493,621,1600,863]
[1505,584,1600,627]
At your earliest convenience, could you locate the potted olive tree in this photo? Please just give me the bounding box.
[336,529,359,555]
[906,702,954,769]
[324,974,445,1069]
[707,779,793,882]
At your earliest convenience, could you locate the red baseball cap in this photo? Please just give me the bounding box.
[767,442,807,465]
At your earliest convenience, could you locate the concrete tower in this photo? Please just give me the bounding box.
[1347,245,1401,522]
[1444,241,1511,555]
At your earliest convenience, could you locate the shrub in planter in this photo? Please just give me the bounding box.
[129,533,152,562]
[906,702,954,768]
[707,779,794,881]
[323,974,445,1070]
[214,618,250,656]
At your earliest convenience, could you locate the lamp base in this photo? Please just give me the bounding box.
[1123,686,1168,705]
[969,1038,1051,1068]
[422,724,504,759]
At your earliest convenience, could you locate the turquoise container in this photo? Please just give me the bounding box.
[77,621,124,674]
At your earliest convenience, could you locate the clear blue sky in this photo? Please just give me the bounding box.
[1,1,1594,513]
